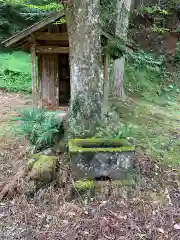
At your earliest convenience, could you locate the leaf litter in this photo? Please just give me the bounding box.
[0,90,179,240]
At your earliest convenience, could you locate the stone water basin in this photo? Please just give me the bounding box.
[69,138,136,180]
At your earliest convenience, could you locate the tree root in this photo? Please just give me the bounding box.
[0,166,28,201]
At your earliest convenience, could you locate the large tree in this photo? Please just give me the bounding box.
[109,0,131,100]
[66,0,104,135]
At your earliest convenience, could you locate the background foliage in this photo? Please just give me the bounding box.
[0,0,60,42]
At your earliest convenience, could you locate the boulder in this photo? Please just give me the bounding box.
[27,158,37,170]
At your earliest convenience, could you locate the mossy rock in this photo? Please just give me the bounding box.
[27,158,37,170]
[30,154,58,183]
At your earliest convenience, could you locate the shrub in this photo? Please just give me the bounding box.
[127,50,165,72]
[13,107,65,151]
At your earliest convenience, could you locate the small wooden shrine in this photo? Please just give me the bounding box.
[2,10,116,109]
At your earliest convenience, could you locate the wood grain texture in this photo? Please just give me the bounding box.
[36,46,69,54]
[38,54,59,108]
[31,39,37,106]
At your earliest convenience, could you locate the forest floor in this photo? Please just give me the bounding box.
[0,90,180,240]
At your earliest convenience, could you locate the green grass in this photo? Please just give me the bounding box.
[111,63,180,166]
[125,63,180,105]
[0,51,31,92]
[0,51,31,73]
[112,99,180,165]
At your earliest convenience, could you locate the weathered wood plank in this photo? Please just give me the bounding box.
[36,46,69,53]
[38,55,42,107]
[39,54,59,108]
[31,42,37,106]
[35,32,68,41]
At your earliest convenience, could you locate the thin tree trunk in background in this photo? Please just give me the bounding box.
[66,0,103,136]
[110,0,131,100]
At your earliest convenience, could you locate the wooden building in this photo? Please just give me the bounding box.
[2,10,116,109]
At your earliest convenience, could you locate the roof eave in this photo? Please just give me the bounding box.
[2,10,65,48]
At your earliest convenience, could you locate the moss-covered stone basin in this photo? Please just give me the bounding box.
[69,138,136,180]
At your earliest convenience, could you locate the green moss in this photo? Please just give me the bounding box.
[27,158,37,170]
[31,155,58,183]
[69,138,135,153]
[74,179,97,192]
[31,153,42,160]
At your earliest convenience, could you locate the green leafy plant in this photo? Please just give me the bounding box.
[137,6,169,16]
[150,25,169,33]
[127,50,165,72]
[103,38,165,73]
[95,122,133,139]
[13,107,65,150]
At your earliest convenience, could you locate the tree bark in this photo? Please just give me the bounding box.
[66,0,104,136]
[110,0,131,100]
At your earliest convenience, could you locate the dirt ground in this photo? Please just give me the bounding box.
[0,90,180,240]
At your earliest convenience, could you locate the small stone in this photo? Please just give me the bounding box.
[10,199,15,205]
[174,223,180,230]
[41,148,56,156]
[62,220,69,224]
[69,212,76,217]
[0,212,7,219]
[0,152,4,157]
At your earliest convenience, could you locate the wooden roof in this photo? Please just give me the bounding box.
[2,10,65,48]
[1,10,135,52]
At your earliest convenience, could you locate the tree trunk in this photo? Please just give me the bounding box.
[110,0,131,100]
[66,0,103,136]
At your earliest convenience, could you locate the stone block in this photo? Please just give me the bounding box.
[69,138,136,180]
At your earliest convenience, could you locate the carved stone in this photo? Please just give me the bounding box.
[69,138,136,180]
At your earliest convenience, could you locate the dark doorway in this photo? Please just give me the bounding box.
[59,54,70,105]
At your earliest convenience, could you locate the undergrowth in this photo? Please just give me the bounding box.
[124,51,180,106]
[13,107,65,151]
[0,51,31,92]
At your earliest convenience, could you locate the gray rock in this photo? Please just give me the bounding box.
[70,151,136,180]
[41,148,57,156]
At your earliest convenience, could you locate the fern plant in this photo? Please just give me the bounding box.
[13,107,65,150]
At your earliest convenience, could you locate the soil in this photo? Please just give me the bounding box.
[0,90,180,240]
